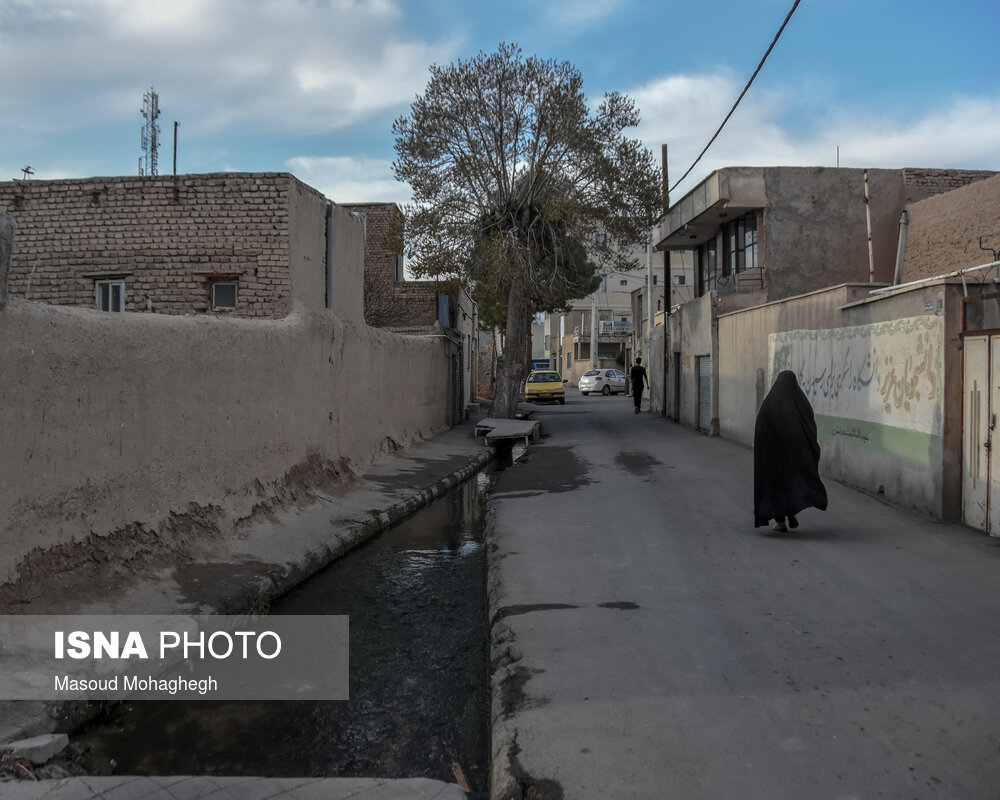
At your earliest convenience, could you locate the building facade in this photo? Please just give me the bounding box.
[655,165,1000,526]
[344,202,479,419]
[656,166,997,436]
[0,173,347,319]
[540,268,649,386]
[657,166,997,307]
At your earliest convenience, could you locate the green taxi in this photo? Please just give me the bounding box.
[524,370,566,405]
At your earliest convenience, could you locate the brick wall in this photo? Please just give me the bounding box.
[344,203,481,406]
[344,202,444,327]
[903,168,997,201]
[0,214,11,309]
[0,173,304,317]
[902,172,1000,281]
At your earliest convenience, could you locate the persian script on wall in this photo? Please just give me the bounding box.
[768,315,943,438]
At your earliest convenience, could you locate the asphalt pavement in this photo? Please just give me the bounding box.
[6,392,1000,800]
[486,391,1000,799]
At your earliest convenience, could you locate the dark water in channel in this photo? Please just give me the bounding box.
[72,470,494,791]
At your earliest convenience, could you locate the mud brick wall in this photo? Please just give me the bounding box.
[0,213,11,309]
[903,168,997,201]
[344,202,442,328]
[398,284,440,327]
[0,173,308,317]
[902,173,1000,281]
[344,202,479,407]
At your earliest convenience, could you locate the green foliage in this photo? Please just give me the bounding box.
[393,42,660,305]
[393,42,660,414]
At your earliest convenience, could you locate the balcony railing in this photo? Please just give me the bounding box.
[573,324,633,336]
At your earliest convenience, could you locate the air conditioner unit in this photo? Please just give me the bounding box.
[599,320,613,334]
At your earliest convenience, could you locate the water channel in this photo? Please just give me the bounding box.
[71,467,497,793]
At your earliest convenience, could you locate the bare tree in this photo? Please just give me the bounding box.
[393,43,660,418]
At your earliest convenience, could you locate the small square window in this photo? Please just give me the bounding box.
[95,279,125,312]
[211,282,238,310]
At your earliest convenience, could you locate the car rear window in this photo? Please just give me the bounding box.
[583,370,599,376]
[528,372,561,383]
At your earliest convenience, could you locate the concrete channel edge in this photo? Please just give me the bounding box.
[225,447,497,615]
[1,438,498,799]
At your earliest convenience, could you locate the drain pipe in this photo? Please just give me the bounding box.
[893,210,909,285]
[864,170,875,283]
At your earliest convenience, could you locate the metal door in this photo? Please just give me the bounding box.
[697,355,712,432]
[989,339,1000,534]
[963,336,988,530]
[962,334,1000,534]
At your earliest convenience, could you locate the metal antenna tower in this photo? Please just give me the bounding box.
[140,87,161,176]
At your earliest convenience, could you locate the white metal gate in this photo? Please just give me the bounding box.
[697,355,712,432]
[962,334,1000,534]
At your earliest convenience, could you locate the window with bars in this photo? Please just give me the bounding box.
[724,212,758,275]
[698,238,718,294]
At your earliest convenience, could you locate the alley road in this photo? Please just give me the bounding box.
[487,391,1000,799]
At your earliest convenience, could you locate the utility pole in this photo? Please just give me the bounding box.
[591,279,599,369]
[592,232,607,369]
[661,143,671,419]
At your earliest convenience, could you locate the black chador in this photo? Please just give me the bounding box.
[753,370,828,530]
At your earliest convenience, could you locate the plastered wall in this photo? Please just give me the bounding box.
[667,292,716,431]
[0,221,450,584]
[901,173,1000,282]
[717,282,962,519]
[717,284,877,446]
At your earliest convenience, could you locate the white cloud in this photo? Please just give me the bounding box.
[544,0,625,28]
[0,0,457,136]
[286,154,411,205]
[630,71,1000,199]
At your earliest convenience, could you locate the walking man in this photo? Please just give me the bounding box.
[630,357,648,414]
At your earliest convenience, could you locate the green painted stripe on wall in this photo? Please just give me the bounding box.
[816,415,942,467]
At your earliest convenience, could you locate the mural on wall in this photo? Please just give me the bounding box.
[768,315,943,437]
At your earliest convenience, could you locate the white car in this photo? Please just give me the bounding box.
[578,368,626,396]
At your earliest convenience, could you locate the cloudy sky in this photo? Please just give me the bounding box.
[2,0,998,204]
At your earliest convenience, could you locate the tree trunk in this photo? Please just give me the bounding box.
[489,271,531,419]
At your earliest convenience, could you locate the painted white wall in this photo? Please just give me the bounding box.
[716,282,963,519]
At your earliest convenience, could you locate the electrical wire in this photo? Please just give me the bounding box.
[668,0,802,196]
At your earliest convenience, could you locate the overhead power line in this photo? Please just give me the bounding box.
[669,0,802,196]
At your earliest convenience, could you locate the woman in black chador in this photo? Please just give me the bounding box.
[753,370,828,533]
